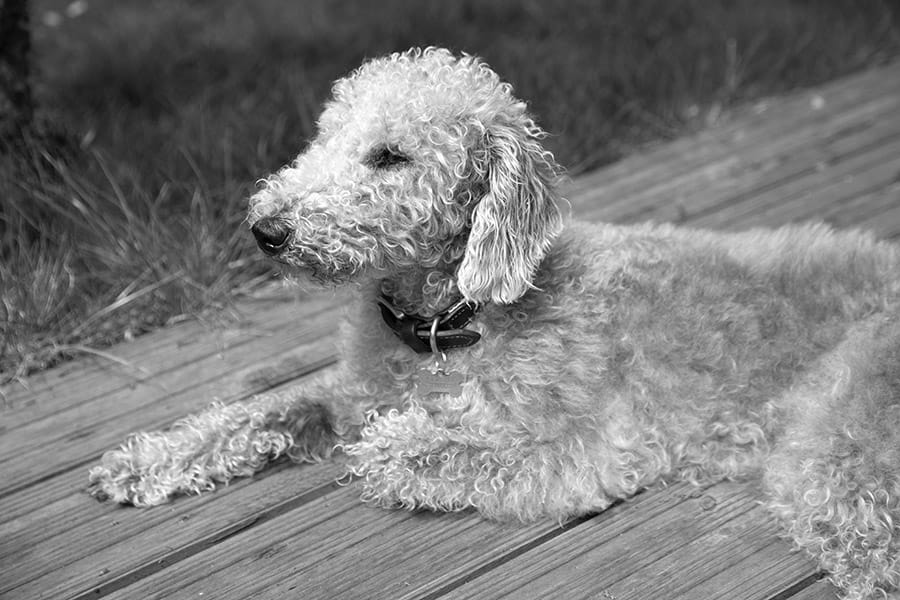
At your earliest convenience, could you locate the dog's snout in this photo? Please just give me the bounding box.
[251,217,292,255]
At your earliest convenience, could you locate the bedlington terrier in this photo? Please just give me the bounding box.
[89,48,900,599]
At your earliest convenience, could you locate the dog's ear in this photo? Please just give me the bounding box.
[456,120,563,304]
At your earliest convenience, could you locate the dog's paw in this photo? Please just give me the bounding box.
[86,430,197,507]
[87,448,175,507]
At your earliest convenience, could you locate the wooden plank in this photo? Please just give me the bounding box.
[0,472,92,552]
[0,461,105,533]
[441,482,819,600]
[0,330,337,495]
[61,482,825,600]
[855,201,900,240]
[0,285,295,414]
[1,310,332,462]
[568,88,900,221]
[93,484,563,600]
[0,287,335,427]
[565,62,900,203]
[820,181,900,231]
[0,460,342,600]
[0,369,336,561]
[664,540,813,600]
[575,95,900,226]
[680,122,900,226]
[740,159,900,230]
[689,137,900,229]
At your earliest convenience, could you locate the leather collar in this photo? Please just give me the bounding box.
[378,295,481,354]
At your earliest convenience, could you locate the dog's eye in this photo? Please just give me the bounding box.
[365,146,410,169]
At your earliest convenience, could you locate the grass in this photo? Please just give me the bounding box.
[2,0,899,386]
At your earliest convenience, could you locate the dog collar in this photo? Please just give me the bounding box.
[377,295,481,354]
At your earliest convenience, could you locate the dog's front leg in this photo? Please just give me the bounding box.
[88,371,384,507]
[343,403,619,521]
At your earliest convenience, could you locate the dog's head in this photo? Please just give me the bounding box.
[248,47,562,304]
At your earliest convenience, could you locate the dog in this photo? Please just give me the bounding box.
[89,48,900,599]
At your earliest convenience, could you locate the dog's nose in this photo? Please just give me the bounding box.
[251,217,292,255]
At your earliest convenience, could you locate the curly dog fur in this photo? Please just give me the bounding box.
[89,48,900,599]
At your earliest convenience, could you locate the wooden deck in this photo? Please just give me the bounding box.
[3,61,900,600]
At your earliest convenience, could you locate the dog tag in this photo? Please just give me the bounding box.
[416,367,466,398]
